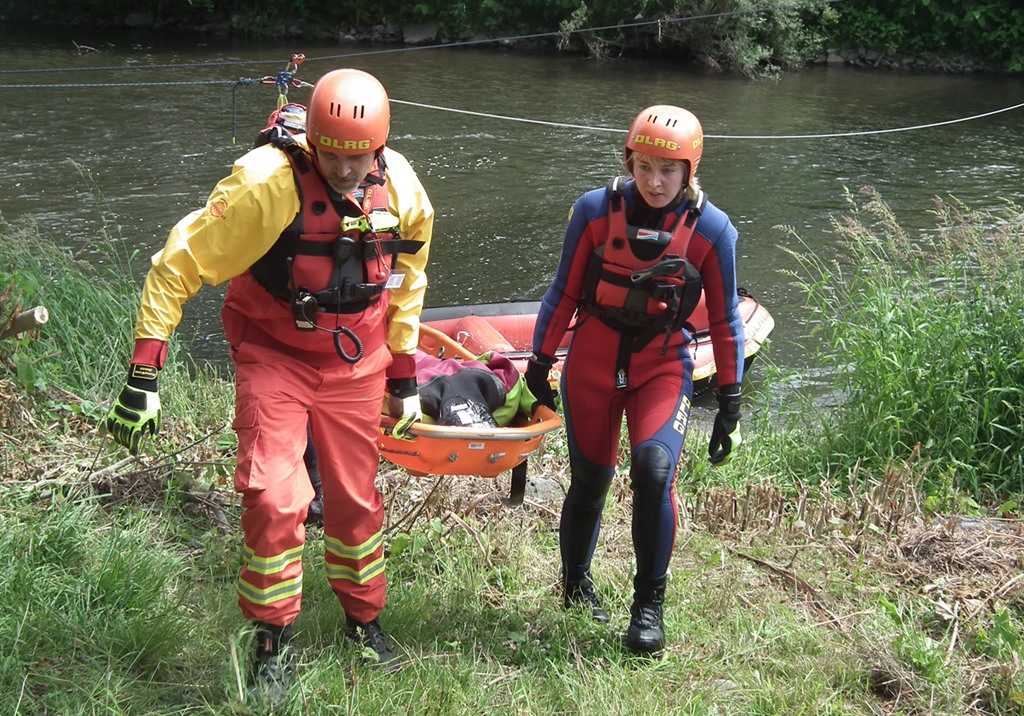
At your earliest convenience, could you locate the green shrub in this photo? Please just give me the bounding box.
[832,1,1024,71]
[559,0,837,76]
[785,188,1024,498]
[0,203,233,436]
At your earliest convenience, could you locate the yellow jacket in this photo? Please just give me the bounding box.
[134,137,433,357]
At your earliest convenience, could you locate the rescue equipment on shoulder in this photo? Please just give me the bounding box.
[246,109,424,363]
[579,177,705,389]
[252,102,308,149]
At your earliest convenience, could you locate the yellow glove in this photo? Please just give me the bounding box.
[106,365,161,455]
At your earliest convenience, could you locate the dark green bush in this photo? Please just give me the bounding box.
[4,1,1021,73]
[557,0,837,76]
[833,1,1024,71]
[0,0,836,76]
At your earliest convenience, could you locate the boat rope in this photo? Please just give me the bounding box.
[0,1,842,75]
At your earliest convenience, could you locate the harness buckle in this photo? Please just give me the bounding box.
[615,369,628,390]
[340,215,371,233]
[356,282,385,299]
[334,235,357,263]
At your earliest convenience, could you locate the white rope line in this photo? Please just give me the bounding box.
[0,79,238,89]
[705,100,1024,138]
[391,98,1024,139]
[390,99,625,132]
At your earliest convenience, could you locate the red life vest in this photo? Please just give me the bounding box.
[581,177,705,337]
[222,134,423,362]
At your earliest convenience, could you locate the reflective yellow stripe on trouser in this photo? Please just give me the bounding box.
[237,544,304,605]
[243,544,303,574]
[238,574,303,605]
[325,531,385,584]
[325,531,383,560]
[325,555,386,584]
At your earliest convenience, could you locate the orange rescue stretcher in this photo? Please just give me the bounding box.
[378,323,562,503]
[378,293,775,502]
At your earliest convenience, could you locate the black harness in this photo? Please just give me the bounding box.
[247,132,423,362]
[579,178,706,389]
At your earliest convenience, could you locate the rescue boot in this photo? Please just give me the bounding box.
[303,439,324,527]
[345,616,402,671]
[563,573,610,624]
[624,579,667,656]
[249,622,295,703]
[305,484,324,527]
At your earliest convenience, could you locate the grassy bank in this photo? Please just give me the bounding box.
[1,198,1023,714]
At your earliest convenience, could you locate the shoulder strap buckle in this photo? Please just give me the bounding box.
[683,189,707,227]
[606,175,629,211]
[268,129,312,174]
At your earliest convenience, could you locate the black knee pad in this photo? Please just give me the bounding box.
[565,456,614,513]
[629,443,674,500]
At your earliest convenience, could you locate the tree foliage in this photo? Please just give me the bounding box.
[556,0,837,76]
[832,0,1024,71]
[1,0,1021,72]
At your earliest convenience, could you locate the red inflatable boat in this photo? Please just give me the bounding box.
[415,291,774,387]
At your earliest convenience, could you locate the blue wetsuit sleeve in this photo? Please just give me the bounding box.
[698,211,745,386]
[532,193,599,358]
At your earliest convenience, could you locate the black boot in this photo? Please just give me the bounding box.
[624,580,667,655]
[249,622,295,703]
[345,616,402,671]
[564,574,610,623]
[303,438,324,527]
[305,486,324,527]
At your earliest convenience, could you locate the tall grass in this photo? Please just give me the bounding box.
[0,498,205,714]
[783,188,1024,499]
[0,214,233,435]
[0,215,139,400]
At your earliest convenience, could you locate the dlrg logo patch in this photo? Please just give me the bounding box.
[672,395,691,435]
[319,136,372,151]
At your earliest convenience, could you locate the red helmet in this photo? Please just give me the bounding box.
[306,69,390,155]
[625,105,703,179]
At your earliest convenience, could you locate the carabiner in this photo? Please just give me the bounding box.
[630,257,686,284]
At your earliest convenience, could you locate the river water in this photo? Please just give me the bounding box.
[4,30,1024,393]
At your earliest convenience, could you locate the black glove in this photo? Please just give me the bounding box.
[708,383,742,465]
[386,377,421,439]
[387,377,417,400]
[525,353,557,411]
